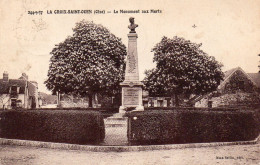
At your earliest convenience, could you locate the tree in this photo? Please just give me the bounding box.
[45,20,127,107]
[144,36,224,106]
[258,54,260,73]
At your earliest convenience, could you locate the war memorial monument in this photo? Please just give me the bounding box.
[119,17,144,113]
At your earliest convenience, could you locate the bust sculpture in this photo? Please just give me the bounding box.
[128,17,138,33]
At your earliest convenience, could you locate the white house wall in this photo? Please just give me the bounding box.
[18,94,25,108]
[0,94,26,109]
[0,94,10,109]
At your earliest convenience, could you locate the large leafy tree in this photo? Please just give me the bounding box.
[45,20,127,107]
[144,36,224,106]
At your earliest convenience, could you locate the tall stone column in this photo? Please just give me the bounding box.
[119,17,144,113]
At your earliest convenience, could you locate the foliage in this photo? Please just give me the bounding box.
[45,20,127,106]
[144,36,224,105]
[211,92,260,107]
[0,110,105,144]
[224,70,257,93]
[126,109,259,145]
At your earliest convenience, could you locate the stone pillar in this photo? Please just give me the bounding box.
[124,33,139,82]
[119,32,144,113]
[154,100,157,107]
[163,100,167,107]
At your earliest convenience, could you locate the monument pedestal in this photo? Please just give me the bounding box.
[119,82,144,113]
[119,32,144,113]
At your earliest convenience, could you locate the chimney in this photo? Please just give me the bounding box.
[21,73,28,80]
[3,71,8,82]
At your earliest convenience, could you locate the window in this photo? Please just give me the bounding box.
[10,86,18,98]
[10,86,17,93]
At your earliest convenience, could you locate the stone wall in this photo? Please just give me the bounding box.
[145,97,170,107]
[195,92,260,108]
[60,95,89,108]
[59,93,118,108]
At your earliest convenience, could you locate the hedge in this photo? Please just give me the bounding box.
[36,107,118,113]
[0,107,118,112]
[145,107,243,111]
[0,110,105,145]
[126,110,259,145]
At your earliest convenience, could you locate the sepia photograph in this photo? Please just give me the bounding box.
[0,0,259,164]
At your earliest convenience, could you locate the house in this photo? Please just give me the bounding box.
[193,67,260,108]
[0,72,39,109]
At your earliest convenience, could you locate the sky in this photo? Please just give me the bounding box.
[0,0,260,94]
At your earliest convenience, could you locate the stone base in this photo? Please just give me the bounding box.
[119,106,126,114]
[133,105,144,111]
[119,105,144,113]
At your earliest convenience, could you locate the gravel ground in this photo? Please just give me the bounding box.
[0,143,259,165]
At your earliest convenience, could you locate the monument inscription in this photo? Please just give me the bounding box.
[128,51,136,73]
[123,88,139,105]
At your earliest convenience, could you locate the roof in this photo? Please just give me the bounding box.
[191,67,259,104]
[248,73,260,88]
[0,79,26,94]
[223,67,238,80]
[218,67,257,90]
[0,79,37,96]
[187,94,206,105]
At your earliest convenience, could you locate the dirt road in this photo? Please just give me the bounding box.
[0,143,259,165]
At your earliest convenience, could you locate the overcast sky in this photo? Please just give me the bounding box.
[0,0,259,94]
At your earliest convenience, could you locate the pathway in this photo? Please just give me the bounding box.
[101,113,128,146]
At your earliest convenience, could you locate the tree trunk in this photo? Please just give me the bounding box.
[88,94,93,108]
[171,95,175,107]
[57,91,61,108]
[171,94,179,107]
[175,93,179,107]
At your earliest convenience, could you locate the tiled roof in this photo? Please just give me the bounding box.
[218,67,257,90]
[0,79,26,94]
[248,73,260,88]
[190,67,259,104]
[187,94,206,105]
[223,67,239,80]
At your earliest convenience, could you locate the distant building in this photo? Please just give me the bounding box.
[192,67,260,108]
[59,92,121,108]
[59,94,89,108]
[0,72,39,109]
[142,90,170,107]
[38,92,57,106]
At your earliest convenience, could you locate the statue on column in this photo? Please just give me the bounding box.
[128,17,138,33]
